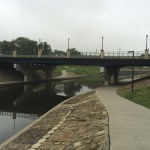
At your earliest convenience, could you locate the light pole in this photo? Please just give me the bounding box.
[102,36,104,50]
[146,34,148,50]
[119,48,121,57]
[128,51,134,92]
[68,38,70,51]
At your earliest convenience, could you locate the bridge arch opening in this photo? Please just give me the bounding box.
[34,70,46,80]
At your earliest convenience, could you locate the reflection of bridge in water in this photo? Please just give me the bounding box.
[0,77,106,143]
[54,80,103,97]
[0,111,38,119]
[0,83,67,119]
[0,79,114,120]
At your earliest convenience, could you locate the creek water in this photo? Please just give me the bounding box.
[0,80,102,144]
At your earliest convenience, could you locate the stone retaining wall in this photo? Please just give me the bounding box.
[0,91,110,150]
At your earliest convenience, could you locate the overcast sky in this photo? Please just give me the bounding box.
[0,0,150,52]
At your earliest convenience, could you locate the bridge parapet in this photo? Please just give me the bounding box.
[0,50,148,59]
[145,49,149,59]
[67,49,70,58]
[103,51,144,59]
[69,51,145,59]
[100,50,104,58]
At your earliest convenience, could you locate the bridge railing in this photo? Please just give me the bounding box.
[104,51,144,59]
[70,51,145,59]
[0,50,147,59]
[70,52,100,58]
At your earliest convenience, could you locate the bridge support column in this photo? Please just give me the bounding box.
[14,64,35,82]
[104,67,120,85]
[42,66,54,80]
[100,50,105,76]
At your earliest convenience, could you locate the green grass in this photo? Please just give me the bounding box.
[119,86,150,109]
[54,65,101,75]
[54,65,104,82]
[66,66,100,75]
[53,66,67,76]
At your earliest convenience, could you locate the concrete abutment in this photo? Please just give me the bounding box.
[13,64,55,93]
[14,64,55,82]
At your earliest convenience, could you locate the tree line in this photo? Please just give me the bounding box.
[0,37,81,56]
[0,37,51,55]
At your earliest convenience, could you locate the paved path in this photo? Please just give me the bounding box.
[96,86,150,150]
[54,70,82,79]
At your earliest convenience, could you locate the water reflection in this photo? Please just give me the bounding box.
[0,80,102,144]
[0,83,67,144]
[54,81,102,96]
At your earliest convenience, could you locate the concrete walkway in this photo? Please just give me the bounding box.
[96,86,150,150]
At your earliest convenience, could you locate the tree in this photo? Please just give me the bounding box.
[1,40,11,54]
[38,41,44,51]
[14,37,38,55]
[0,37,52,55]
[42,42,52,55]
[70,48,81,56]
[53,49,66,56]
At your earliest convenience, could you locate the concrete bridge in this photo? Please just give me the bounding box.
[0,49,150,85]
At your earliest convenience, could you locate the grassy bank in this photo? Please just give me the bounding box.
[54,65,104,82]
[119,86,150,109]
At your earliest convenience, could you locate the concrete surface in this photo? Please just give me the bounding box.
[96,86,150,150]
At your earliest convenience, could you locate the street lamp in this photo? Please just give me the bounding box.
[146,34,148,50]
[128,51,134,92]
[119,48,121,57]
[68,38,70,51]
[102,36,104,50]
